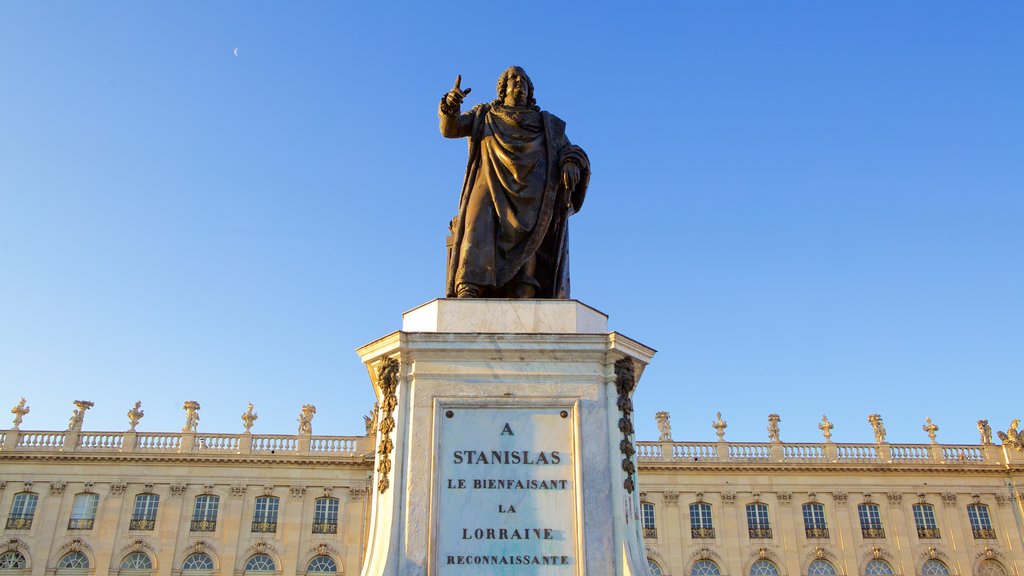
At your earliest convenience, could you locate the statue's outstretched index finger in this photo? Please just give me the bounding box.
[453,74,471,95]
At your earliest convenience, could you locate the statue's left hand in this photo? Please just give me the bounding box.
[561,163,580,192]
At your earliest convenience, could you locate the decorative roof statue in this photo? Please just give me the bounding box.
[10,397,29,429]
[868,414,887,444]
[655,411,672,442]
[182,401,201,432]
[241,402,258,433]
[712,412,728,441]
[997,419,1023,452]
[818,415,834,442]
[67,400,94,432]
[922,417,939,444]
[977,419,993,445]
[298,404,316,435]
[127,401,144,432]
[439,67,590,299]
[364,402,379,436]
[767,414,781,442]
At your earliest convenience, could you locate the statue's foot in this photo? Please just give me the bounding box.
[456,283,481,298]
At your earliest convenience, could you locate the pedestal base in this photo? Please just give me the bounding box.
[357,300,655,576]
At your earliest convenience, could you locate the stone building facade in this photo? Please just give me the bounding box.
[2,407,1023,576]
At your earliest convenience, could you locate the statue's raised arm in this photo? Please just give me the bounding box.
[440,66,590,300]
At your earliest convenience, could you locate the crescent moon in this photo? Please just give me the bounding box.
[233,47,239,57]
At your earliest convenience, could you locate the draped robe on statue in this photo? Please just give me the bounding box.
[441,102,590,298]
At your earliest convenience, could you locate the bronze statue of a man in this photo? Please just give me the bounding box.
[440,66,590,299]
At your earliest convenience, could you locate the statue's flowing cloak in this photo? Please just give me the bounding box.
[445,104,590,298]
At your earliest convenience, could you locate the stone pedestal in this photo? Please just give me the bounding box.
[356,299,656,576]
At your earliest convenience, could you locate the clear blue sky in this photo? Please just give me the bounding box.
[2,2,1021,444]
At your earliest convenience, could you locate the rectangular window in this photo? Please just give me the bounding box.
[6,493,38,530]
[858,504,884,538]
[252,496,279,533]
[191,495,219,532]
[130,494,159,530]
[913,503,940,539]
[313,497,339,534]
[69,493,99,530]
[746,503,772,539]
[968,504,995,539]
[689,503,715,538]
[641,502,657,538]
[802,503,829,538]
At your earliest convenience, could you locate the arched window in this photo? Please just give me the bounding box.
[692,559,723,575]
[968,503,996,539]
[921,559,950,575]
[252,496,279,533]
[808,559,837,575]
[750,559,780,575]
[648,558,663,576]
[690,502,715,538]
[641,502,657,538]
[978,559,1008,576]
[306,555,337,573]
[313,497,339,534]
[6,493,38,530]
[191,495,219,532]
[864,559,895,575]
[69,493,99,530]
[244,554,276,572]
[0,551,27,568]
[912,503,940,539]
[857,503,884,538]
[57,552,90,569]
[121,552,153,570]
[182,552,214,571]
[746,503,772,538]
[802,503,829,538]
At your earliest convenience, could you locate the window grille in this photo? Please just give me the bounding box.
[313,497,339,534]
[912,503,940,538]
[921,559,951,575]
[307,555,338,572]
[252,496,279,533]
[244,553,276,571]
[130,494,159,531]
[978,559,1009,576]
[69,493,99,530]
[0,551,27,569]
[858,503,885,538]
[968,503,996,539]
[691,559,722,575]
[182,552,214,570]
[191,495,219,532]
[121,552,153,569]
[57,551,90,569]
[807,559,837,575]
[749,559,780,575]
[6,492,38,530]
[641,502,657,538]
[802,503,829,538]
[648,559,663,576]
[746,503,772,539]
[864,559,895,575]
[690,502,715,538]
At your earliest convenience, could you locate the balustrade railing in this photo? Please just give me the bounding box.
[631,438,1002,467]
[0,428,366,458]
[0,426,1005,467]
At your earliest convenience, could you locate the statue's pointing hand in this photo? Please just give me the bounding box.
[445,75,472,109]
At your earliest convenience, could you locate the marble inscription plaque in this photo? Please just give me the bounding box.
[436,407,577,574]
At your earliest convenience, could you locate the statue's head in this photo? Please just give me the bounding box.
[495,66,536,108]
